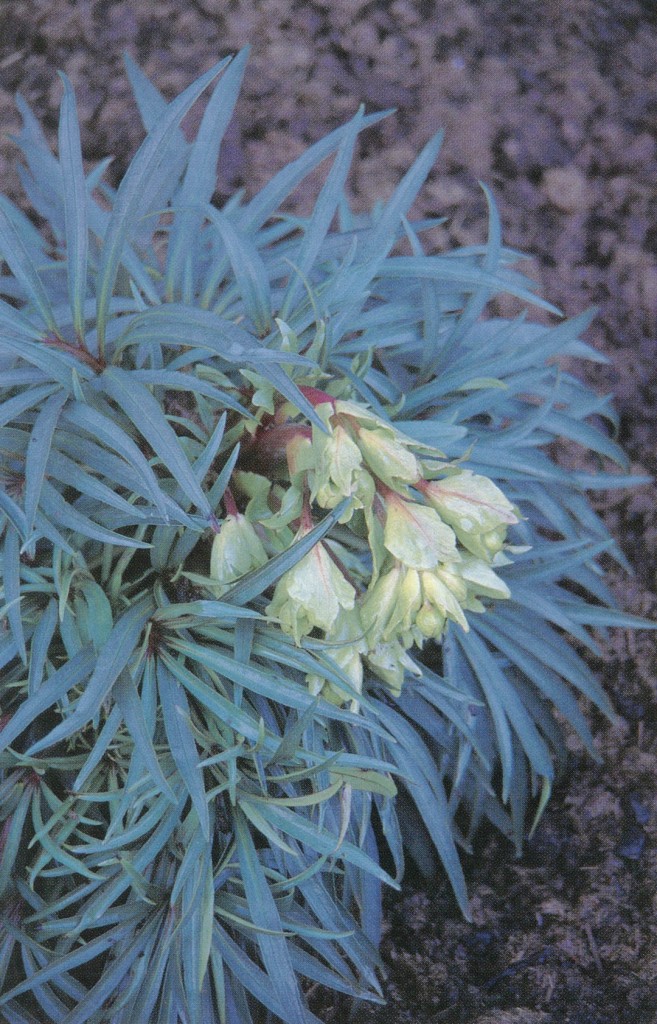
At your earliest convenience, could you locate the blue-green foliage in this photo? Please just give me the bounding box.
[0,50,648,1023]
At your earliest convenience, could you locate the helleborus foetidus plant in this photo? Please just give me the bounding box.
[0,50,650,1024]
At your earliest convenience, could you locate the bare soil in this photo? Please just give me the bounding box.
[2,2,656,1022]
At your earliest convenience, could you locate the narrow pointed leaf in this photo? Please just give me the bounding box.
[57,73,88,341]
[166,48,249,294]
[114,669,177,802]
[25,599,152,756]
[3,526,26,664]
[61,401,169,516]
[205,207,272,334]
[0,203,57,332]
[101,366,212,517]
[234,808,309,1024]
[23,390,68,537]
[95,58,230,349]
[157,660,210,839]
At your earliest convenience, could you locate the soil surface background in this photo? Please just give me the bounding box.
[2,3,657,1023]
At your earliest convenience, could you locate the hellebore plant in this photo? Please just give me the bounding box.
[0,50,649,1024]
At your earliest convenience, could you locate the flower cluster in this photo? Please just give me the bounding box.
[211,392,519,701]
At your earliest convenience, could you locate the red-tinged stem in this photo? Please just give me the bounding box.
[300,491,314,532]
[44,332,105,374]
[322,537,361,592]
[223,487,239,517]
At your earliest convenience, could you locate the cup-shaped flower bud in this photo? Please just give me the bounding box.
[306,607,367,709]
[311,421,373,517]
[383,494,459,570]
[266,540,356,644]
[435,563,468,604]
[359,561,403,646]
[420,570,469,632]
[421,470,518,561]
[415,601,446,640]
[355,426,422,490]
[334,400,423,489]
[210,514,268,593]
[366,639,421,695]
[459,555,511,602]
[359,561,420,647]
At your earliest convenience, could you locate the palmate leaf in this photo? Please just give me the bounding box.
[25,598,152,757]
[116,302,327,430]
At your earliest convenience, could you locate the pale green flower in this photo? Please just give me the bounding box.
[360,562,422,648]
[366,639,421,696]
[422,470,518,560]
[459,555,511,601]
[434,563,468,604]
[266,540,356,644]
[232,471,273,521]
[333,400,424,489]
[420,570,469,632]
[306,607,367,710]
[354,427,422,489]
[210,514,268,593]
[383,496,459,570]
[311,421,373,515]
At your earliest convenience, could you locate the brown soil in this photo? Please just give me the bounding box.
[1,2,656,1022]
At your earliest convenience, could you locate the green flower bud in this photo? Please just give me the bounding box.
[355,427,422,489]
[383,495,459,570]
[420,570,469,631]
[459,555,511,601]
[360,562,425,646]
[422,470,518,561]
[311,421,372,516]
[266,540,355,644]
[482,525,508,558]
[415,602,445,639]
[360,562,405,646]
[210,514,268,593]
[435,563,468,604]
[366,640,421,695]
[333,400,424,489]
[306,607,367,710]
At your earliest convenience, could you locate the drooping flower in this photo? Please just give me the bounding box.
[360,562,422,648]
[365,639,421,697]
[266,539,356,644]
[311,420,374,514]
[382,494,459,569]
[306,606,368,710]
[210,514,268,593]
[421,470,518,560]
